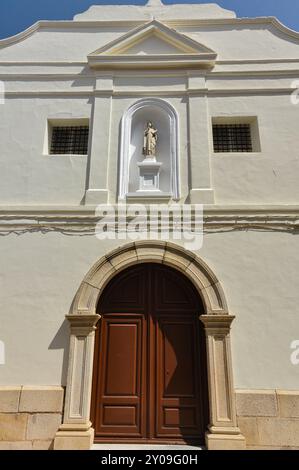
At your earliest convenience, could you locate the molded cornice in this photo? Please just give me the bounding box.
[0,205,298,235]
[1,17,299,49]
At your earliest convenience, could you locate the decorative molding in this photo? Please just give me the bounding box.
[200,315,241,434]
[207,88,295,96]
[87,56,216,70]
[208,70,299,77]
[2,87,296,98]
[169,17,299,42]
[1,58,299,66]
[216,59,299,65]
[1,204,299,213]
[0,61,88,66]
[0,206,298,235]
[3,91,93,97]
[1,17,299,49]
[0,73,95,79]
[54,313,100,449]
[1,70,299,79]
[1,204,298,213]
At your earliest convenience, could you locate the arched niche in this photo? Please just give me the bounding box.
[119,98,180,201]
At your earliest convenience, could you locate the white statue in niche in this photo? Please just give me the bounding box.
[138,121,162,192]
[143,121,158,157]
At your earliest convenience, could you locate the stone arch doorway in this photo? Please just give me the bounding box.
[54,241,246,450]
[91,263,209,444]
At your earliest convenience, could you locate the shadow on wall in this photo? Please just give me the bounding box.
[162,320,209,445]
[48,319,70,386]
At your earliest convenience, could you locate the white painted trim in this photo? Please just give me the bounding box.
[207,88,295,96]
[1,69,299,79]
[1,211,298,236]
[119,97,180,202]
[4,91,93,97]
[216,59,299,65]
[0,204,298,214]
[88,55,216,70]
[1,16,299,49]
[0,61,88,65]
[208,70,299,77]
[0,205,298,235]
[0,74,95,79]
[2,87,296,98]
[1,58,299,67]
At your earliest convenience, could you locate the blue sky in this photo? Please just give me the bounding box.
[0,1,299,40]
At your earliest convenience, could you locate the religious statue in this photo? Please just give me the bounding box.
[143,121,158,157]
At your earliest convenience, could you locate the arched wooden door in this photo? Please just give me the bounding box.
[91,263,208,444]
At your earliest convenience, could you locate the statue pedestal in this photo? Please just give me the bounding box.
[137,157,162,192]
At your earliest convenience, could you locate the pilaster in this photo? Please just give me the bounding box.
[200,314,246,450]
[54,314,100,450]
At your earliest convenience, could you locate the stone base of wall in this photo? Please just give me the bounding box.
[1,387,299,450]
[0,386,64,450]
[236,389,299,450]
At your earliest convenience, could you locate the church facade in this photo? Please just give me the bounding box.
[0,1,299,450]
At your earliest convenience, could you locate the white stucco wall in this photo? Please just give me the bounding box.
[210,93,299,204]
[0,90,298,205]
[0,98,91,205]
[0,4,299,394]
[0,11,298,204]
[0,232,298,390]
[74,3,237,21]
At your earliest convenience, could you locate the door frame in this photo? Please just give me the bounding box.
[54,241,246,450]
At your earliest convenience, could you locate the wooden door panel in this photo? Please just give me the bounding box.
[154,268,199,312]
[95,315,146,437]
[104,322,138,396]
[156,316,204,439]
[164,407,197,427]
[100,269,147,313]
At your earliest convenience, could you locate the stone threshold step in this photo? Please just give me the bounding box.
[92,444,203,450]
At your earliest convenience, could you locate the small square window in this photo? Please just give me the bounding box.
[48,124,89,155]
[213,123,252,153]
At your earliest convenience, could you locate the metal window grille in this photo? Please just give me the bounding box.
[213,124,253,153]
[50,126,89,155]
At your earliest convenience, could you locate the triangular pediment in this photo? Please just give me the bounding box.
[118,34,191,56]
[88,20,217,69]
